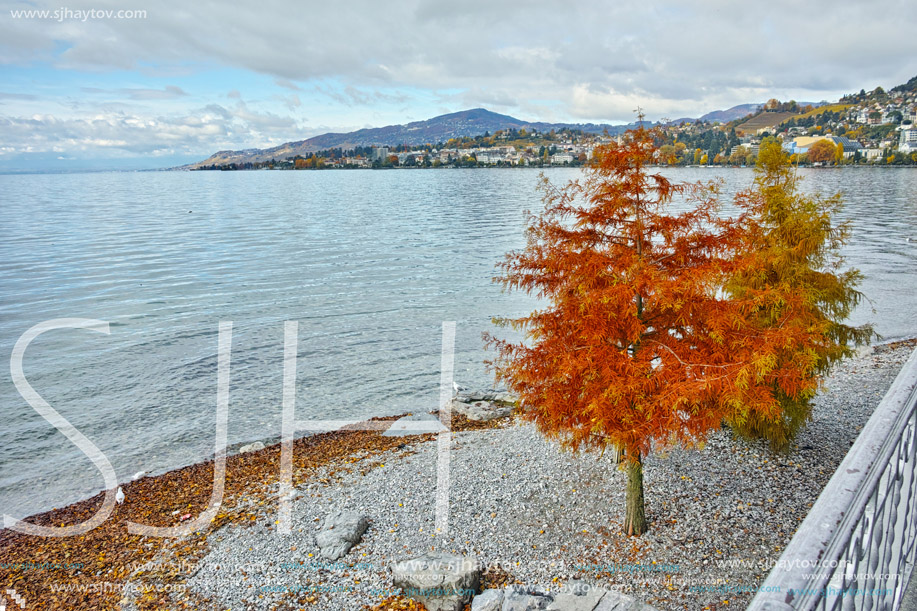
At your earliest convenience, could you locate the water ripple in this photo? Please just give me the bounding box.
[0,167,915,517]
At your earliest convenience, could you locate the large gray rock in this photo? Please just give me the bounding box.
[593,588,656,610]
[452,399,514,422]
[503,586,554,610]
[314,510,368,560]
[492,391,519,404]
[471,588,504,610]
[391,552,481,611]
[383,412,448,437]
[455,390,489,402]
[469,584,659,611]
[456,389,518,404]
[545,581,606,610]
[239,441,264,454]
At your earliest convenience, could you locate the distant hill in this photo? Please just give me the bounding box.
[305,108,634,148]
[891,76,917,94]
[187,109,640,169]
[185,99,848,170]
[663,104,766,126]
[698,104,763,123]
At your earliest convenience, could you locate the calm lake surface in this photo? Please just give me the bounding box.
[1,167,916,518]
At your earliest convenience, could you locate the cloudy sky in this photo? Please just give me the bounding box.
[1,0,914,170]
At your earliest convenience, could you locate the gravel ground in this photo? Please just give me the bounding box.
[128,342,915,611]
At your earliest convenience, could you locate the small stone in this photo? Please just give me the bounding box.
[315,510,368,560]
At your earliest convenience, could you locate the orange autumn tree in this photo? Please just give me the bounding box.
[487,125,775,535]
[807,139,836,164]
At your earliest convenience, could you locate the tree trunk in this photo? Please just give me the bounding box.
[624,451,647,536]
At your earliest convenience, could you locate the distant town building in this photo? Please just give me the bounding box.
[782,136,828,155]
[782,135,861,158]
[899,128,917,154]
[825,135,863,158]
[730,144,760,156]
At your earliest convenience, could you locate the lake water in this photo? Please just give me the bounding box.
[1,167,915,518]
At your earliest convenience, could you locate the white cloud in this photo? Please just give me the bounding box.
[0,101,310,158]
[274,78,302,91]
[277,93,301,110]
[2,0,913,122]
[1,0,915,166]
[0,91,38,101]
[81,85,189,100]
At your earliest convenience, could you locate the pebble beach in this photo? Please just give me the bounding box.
[2,341,915,611]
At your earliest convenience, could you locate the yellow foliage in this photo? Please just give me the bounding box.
[724,138,874,451]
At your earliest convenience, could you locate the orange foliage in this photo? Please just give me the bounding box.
[807,139,836,164]
[487,126,781,460]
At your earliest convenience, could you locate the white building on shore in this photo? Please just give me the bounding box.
[899,128,917,154]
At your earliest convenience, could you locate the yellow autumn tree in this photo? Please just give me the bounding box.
[834,142,845,165]
[725,138,875,451]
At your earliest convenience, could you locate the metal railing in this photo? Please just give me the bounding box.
[748,346,917,611]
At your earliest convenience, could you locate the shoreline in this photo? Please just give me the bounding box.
[0,411,504,610]
[12,332,917,524]
[187,163,917,173]
[2,339,916,610]
[11,334,917,526]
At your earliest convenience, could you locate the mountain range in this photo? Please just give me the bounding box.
[187,104,766,169]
